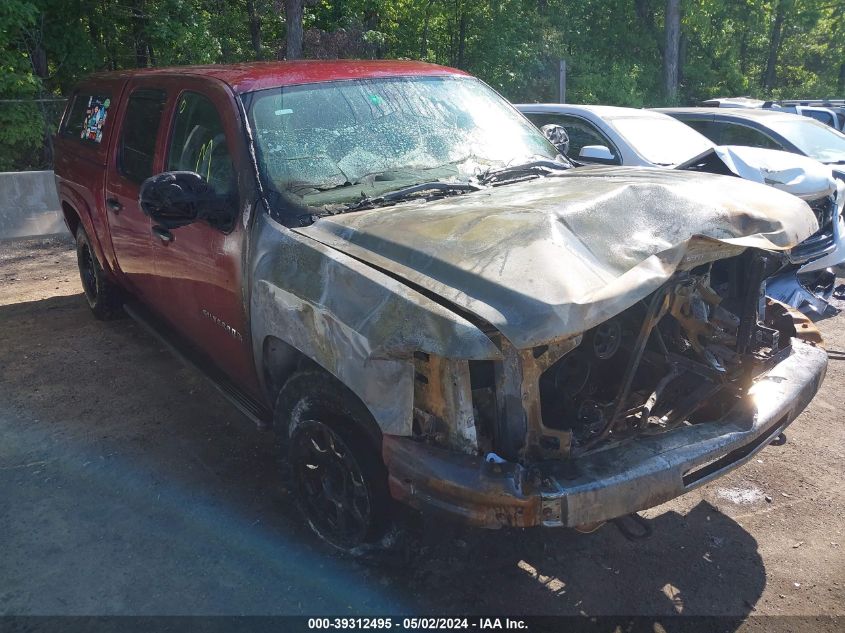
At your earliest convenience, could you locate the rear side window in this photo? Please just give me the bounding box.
[712,121,783,150]
[62,93,112,144]
[679,119,715,140]
[119,89,167,183]
[803,110,835,127]
[167,92,236,196]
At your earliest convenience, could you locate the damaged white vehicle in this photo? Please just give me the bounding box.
[517,104,845,313]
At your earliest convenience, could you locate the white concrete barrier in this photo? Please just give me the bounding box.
[0,171,67,240]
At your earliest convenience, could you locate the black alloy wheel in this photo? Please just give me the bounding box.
[289,419,378,550]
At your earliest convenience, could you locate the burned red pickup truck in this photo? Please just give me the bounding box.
[54,61,827,552]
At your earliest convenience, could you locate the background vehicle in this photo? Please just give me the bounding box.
[517,103,845,311]
[54,61,827,553]
[657,106,845,309]
[655,108,845,179]
[700,97,845,132]
[775,103,844,131]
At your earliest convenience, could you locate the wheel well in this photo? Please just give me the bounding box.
[61,202,81,237]
[261,336,317,399]
[263,337,382,448]
[275,369,384,451]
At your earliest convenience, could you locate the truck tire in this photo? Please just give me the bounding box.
[274,371,394,554]
[76,226,123,320]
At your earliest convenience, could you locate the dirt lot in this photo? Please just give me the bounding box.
[1,237,843,624]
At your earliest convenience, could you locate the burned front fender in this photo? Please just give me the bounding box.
[249,212,501,436]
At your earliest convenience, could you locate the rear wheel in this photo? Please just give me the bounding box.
[76,226,123,320]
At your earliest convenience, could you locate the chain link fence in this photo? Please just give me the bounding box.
[0,98,67,172]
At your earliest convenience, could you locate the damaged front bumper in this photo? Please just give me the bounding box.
[383,339,827,529]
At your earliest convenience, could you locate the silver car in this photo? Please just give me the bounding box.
[516,104,845,310]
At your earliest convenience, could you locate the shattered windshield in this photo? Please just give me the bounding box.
[245,76,559,212]
[765,117,845,164]
[608,115,715,166]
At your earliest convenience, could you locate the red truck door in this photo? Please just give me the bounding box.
[147,78,261,399]
[104,80,169,299]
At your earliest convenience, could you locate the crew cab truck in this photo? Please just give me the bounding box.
[55,61,828,552]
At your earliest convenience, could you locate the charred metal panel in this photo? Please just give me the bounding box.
[382,434,542,528]
[413,354,478,452]
[296,167,816,350]
[384,341,827,529]
[493,336,581,461]
[249,212,501,436]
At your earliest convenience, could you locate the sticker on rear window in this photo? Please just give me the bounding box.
[80,96,110,143]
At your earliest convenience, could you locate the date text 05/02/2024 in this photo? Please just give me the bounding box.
[307,618,528,630]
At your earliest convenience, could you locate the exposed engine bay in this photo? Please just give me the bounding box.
[410,252,819,464]
[534,251,797,456]
[397,246,826,530]
[409,250,814,465]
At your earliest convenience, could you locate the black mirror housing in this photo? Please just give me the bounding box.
[139,171,235,230]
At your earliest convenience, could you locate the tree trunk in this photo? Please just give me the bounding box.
[29,43,48,79]
[24,15,53,168]
[23,15,47,80]
[283,0,304,60]
[663,0,681,102]
[763,0,790,90]
[247,0,263,59]
[838,62,845,95]
[456,6,467,68]
[87,12,101,51]
[131,0,148,67]
[420,0,434,59]
[102,0,117,69]
[635,0,664,58]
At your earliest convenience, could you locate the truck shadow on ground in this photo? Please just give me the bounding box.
[400,503,763,618]
[0,293,765,620]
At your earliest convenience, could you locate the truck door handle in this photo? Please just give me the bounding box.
[151,225,173,243]
[106,198,122,213]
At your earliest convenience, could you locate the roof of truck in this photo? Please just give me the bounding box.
[82,60,468,94]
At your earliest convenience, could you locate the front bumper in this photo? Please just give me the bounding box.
[797,213,845,272]
[383,339,827,529]
[793,184,845,272]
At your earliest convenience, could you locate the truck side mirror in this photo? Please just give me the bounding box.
[139,171,235,230]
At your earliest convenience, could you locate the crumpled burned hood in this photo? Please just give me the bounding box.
[295,166,817,350]
[711,145,836,201]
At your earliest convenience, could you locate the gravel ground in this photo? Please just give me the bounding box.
[0,237,843,627]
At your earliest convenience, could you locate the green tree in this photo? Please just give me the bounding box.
[2,0,844,171]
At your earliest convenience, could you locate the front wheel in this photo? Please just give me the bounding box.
[290,418,388,551]
[276,372,394,554]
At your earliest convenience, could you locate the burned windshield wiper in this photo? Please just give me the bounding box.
[478,159,571,185]
[344,181,482,212]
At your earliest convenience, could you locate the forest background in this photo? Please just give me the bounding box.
[1,0,843,170]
